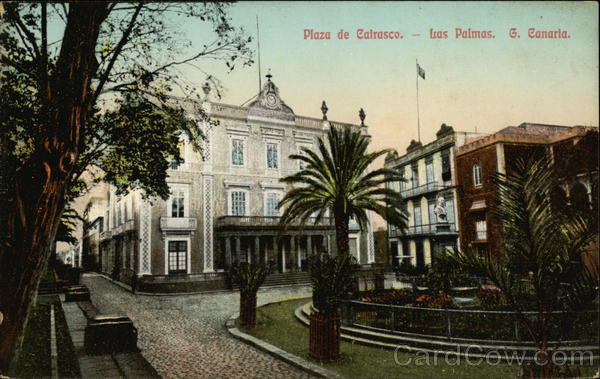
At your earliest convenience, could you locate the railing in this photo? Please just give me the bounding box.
[295,116,323,129]
[344,300,598,343]
[160,217,197,231]
[390,223,456,237]
[387,134,454,167]
[401,181,450,198]
[99,230,112,241]
[216,216,333,228]
[210,102,247,119]
[112,219,135,236]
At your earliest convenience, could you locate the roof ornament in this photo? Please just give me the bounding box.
[266,68,272,81]
[359,108,366,126]
[321,101,328,120]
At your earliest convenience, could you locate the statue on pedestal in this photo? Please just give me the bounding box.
[434,196,447,223]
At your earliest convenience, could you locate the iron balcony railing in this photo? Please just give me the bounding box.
[112,219,135,236]
[160,217,197,231]
[100,219,135,240]
[216,216,334,228]
[400,181,451,199]
[99,230,112,241]
[389,223,457,237]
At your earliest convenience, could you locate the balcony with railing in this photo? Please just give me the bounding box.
[389,223,457,237]
[216,216,333,230]
[160,217,197,232]
[401,181,451,199]
[99,230,112,241]
[112,219,136,236]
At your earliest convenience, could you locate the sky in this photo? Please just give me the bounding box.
[176,1,598,156]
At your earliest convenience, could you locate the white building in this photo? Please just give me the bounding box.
[99,74,375,292]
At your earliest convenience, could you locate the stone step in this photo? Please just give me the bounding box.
[232,272,311,289]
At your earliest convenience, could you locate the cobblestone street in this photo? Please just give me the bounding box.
[82,274,315,379]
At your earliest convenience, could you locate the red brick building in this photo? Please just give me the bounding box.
[455,123,598,256]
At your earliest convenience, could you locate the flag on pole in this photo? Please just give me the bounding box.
[417,63,425,79]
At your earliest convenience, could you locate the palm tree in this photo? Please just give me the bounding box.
[55,207,81,246]
[279,126,407,258]
[230,262,271,327]
[450,158,597,377]
[308,253,356,360]
[279,125,408,361]
[48,207,80,269]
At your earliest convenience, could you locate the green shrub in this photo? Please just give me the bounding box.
[229,262,271,296]
[310,253,357,316]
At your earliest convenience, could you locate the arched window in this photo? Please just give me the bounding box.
[472,163,482,186]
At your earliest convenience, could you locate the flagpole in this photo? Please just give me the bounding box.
[416,59,421,142]
[256,15,262,92]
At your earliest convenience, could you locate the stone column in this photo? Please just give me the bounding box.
[307,235,312,257]
[265,237,269,265]
[297,237,302,270]
[290,235,297,271]
[235,237,241,264]
[254,236,260,265]
[274,237,279,272]
[225,237,232,267]
[245,238,250,263]
[327,234,335,256]
[281,239,286,273]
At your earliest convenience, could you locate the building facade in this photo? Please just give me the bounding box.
[384,124,485,269]
[81,196,107,271]
[455,123,598,256]
[99,75,375,292]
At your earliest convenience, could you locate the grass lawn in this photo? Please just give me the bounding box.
[241,298,594,379]
[13,294,81,378]
[13,301,51,377]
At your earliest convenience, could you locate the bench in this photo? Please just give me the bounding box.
[65,285,91,302]
[84,314,138,354]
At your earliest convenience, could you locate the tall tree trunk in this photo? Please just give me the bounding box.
[239,292,257,326]
[309,311,340,361]
[0,4,108,372]
[334,210,350,257]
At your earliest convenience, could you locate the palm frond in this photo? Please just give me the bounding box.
[279,126,408,239]
[450,157,598,350]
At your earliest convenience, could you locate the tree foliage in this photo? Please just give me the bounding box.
[229,262,271,297]
[0,3,253,371]
[279,126,408,256]
[1,2,252,202]
[450,158,598,376]
[55,207,81,246]
[310,253,357,316]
